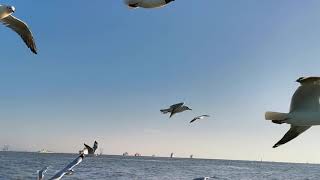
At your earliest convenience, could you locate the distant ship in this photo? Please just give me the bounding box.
[170,153,174,158]
[134,153,141,157]
[2,145,9,151]
[123,152,129,156]
[38,149,53,153]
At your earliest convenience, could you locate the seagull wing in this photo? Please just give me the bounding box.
[0,15,37,54]
[190,118,198,123]
[49,154,84,180]
[290,84,320,112]
[170,102,184,109]
[84,143,94,154]
[273,125,311,148]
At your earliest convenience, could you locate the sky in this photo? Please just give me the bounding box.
[1,0,320,163]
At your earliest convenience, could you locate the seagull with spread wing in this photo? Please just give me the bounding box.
[265,77,320,148]
[190,115,210,123]
[0,4,37,54]
[83,141,98,155]
[124,0,175,9]
[49,154,84,180]
[160,102,192,118]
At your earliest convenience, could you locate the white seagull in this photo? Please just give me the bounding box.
[37,166,49,180]
[0,4,37,54]
[124,0,175,9]
[265,77,320,148]
[160,102,192,118]
[48,154,84,180]
[190,115,210,123]
[193,177,213,180]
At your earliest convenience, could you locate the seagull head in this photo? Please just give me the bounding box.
[6,6,15,13]
[184,106,192,111]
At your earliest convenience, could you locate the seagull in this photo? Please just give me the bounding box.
[124,0,175,9]
[160,102,192,118]
[83,141,98,155]
[265,76,320,148]
[0,4,37,54]
[49,154,84,180]
[37,166,49,180]
[193,177,213,180]
[190,115,210,123]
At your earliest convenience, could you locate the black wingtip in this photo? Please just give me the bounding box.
[272,144,278,148]
[31,49,37,54]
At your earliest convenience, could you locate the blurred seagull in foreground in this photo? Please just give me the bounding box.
[265,77,320,148]
[190,115,210,123]
[37,166,49,180]
[48,154,84,180]
[0,4,37,54]
[160,102,192,118]
[124,0,175,9]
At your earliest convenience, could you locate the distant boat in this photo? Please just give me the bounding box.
[190,154,193,159]
[134,153,141,157]
[2,145,9,151]
[123,152,129,156]
[38,149,53,153]
[170,153,174,158]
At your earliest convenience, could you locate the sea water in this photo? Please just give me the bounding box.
[0,152,319,180]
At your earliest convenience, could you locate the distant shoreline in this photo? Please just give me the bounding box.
[0,151,316,165]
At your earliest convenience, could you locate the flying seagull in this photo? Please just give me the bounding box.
[265,76,320,148]
[193,177,214,180]
[37,166,49,180]
[124,0,175,9]
[190,115,210,123]
[49,154,84,180]
[0,4,37,54]
[160,102,192,118]
[83,141,98,155]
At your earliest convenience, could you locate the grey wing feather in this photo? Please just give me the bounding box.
[1,15,37,54]
[290,85,320,112]
[273,125,311,148]
[170,102,184,109]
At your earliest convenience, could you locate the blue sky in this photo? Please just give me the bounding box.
[1,0,320,163]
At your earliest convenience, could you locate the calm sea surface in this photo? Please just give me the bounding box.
[0,152,320,180]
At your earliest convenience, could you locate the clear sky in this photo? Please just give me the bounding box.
[1,0,320,163]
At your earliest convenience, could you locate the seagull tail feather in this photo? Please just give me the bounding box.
[160,109,170,114]
[265,111,288,124]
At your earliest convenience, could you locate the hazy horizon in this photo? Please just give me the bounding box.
[2,0,320,164]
